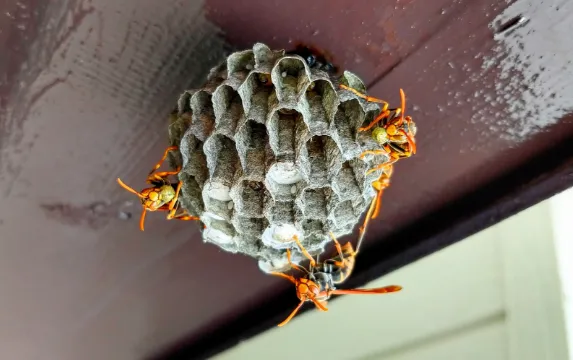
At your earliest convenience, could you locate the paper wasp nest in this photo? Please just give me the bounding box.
[167,43,390,273]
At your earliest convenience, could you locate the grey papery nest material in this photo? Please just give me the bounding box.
[167,43,396,273]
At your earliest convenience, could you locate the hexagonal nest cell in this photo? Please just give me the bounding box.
[167,43,407,273]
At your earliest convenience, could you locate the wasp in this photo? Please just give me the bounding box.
[116,145,199,231]
[339,85,418,219]
[341,85,417,161]
[286,43,338,75]
[272,198,402,327]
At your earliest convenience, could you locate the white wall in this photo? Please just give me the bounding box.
[551,187,573,357]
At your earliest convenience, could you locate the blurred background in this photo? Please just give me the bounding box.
[0,0,572,359]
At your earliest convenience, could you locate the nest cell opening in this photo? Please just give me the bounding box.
[202,218,238,253]
[272,57,307,103]
[237,180,265,217]
[265,172,303,202]
[299,135,342,186]
[301,80,337,134]
[213,85,243,136]
[190,91,216,141]
[203,134,240,219]
[236,120,270,177]
[227,50,256,80]
[333,99,365,157]
[206,134,239,182]
[261,223,301,250]
[179,132,208,184]
[330,199,355,229]
[301,218,325,235]
[178,91,194,114]
[268,110,306,161]
[258,249,305,274]
[340,71,367,94]
[168,113,192,148]
[331,160,362,201]
[177,172,204,217]
[306,136,328,183]
[238,71,275,122]
[234,216,268,238]
[298,187,330,220]
[265,200,295,225]
[202,188,233,220]
[293,219,328,255]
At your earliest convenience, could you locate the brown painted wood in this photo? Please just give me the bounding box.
[1,0,572,359]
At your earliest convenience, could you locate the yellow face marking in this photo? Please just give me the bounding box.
[386,124,398,136]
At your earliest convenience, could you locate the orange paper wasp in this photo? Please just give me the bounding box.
[272,197,402,326]
[341,85,417,220]
[117,146,199,231]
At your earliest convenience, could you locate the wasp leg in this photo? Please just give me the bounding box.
[372,186,384,219]
[168,181,183,211]
[371,166,393,219]
[148,145,179,176]
[147,167,182,184]
[366,162,393,176]
[292,235,316,268]
[385,143,413,160]
[328,232,346,268]
[359,109,391,132]
[165,182,199,221]
[285,249,308,274]
[339,85,389,109]
[166,192,200,222]
[359,149,388,160]
[168,210,200,221]
[390,108,403,125]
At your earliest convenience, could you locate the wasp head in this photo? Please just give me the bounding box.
[295,277,321,302]
[142,184,176,211]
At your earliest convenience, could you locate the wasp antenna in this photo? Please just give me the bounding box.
[311,298,329,312]
[330,285,402,296]
[139,206,147,231]
[292,235,316,267]
[278,300,305,327]
[117,178,146,198]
